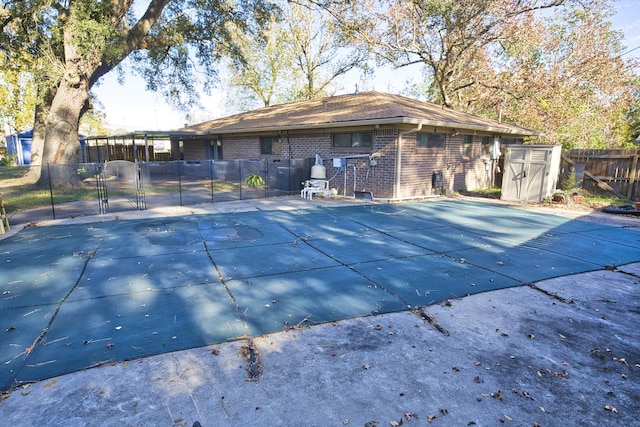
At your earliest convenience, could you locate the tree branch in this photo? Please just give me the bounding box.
[90,0,171,86]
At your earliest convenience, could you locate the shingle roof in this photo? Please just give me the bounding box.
[183,91,540,136]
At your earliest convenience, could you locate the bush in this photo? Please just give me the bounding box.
[244,173,265,188]
[0,155,16,166]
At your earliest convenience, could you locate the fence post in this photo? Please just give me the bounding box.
[47,163,56,220]
[178,160,183,206]
[265,159,269,198]
[627,150,638,200]
[209,160,214,202]
[238,160,242,200]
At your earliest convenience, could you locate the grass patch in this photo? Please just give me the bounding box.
[582,193,628,207]
[206,180,239,192]
[458,187,502,199]
[1,183,144,213]
[2,186,93,212]
[0,166,31,180]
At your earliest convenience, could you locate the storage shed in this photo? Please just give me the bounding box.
[500,144,562,203]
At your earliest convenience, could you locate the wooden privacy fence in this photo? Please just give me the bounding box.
[567,149,640,201]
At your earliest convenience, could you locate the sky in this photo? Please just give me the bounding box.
[91,0,640,133]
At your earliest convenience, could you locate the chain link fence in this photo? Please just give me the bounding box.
[3,158,313,224]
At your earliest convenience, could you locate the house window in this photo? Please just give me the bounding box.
[502,138,518,145]
[417,132,445,149]
[462,135,473,157]
[481,136,491,155]
[333,132,372,148]
[178,140,184,160]
[260,136,281,155]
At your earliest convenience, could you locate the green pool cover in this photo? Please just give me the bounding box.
[1,200,640,390]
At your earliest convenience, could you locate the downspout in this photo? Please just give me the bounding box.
[395,123,423,199]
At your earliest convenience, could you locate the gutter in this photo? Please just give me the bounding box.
[395,123,423,199]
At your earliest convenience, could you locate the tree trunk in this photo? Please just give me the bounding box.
[23,86,56,185]
[37,73,90,188]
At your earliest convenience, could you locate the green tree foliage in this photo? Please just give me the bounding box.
[322,0,637,149]
[0,68,37,134]
[626,80,640,142]
[221,1,367,110]
[0,0,275,185]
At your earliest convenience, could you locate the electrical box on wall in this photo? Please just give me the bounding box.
[333,158,345,168]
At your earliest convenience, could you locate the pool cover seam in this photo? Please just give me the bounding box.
[350,214,622,285]
[7,251,96,387]
[272,219,414,309]
[348,218,526,287]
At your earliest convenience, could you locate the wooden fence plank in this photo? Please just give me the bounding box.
[628,152,638,200]
[583,171,626,198]
[569,149,639,200]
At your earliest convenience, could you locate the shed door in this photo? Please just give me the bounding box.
[501,147,550,202]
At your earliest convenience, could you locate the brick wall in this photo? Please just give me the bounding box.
[179,129,512,199]
[400,133,497,198]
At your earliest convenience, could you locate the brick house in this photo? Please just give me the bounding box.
[172,91,540,200]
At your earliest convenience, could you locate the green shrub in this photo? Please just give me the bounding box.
[244,173,265,188]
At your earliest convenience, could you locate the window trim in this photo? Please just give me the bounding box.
[260,136,282,156]
[332,132,373,148]
[416,132,446,149]
[481,136,491,155]
[461,135,473,157]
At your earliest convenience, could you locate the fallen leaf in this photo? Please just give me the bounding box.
[427,414,436,423]
[504,414,512,421]
[604,405,618,413]
[554,370,569,378]
[532,422,541,427]
[44,379,57,387]
[491,390,503,400]
[558,333,566,339]
[362,364,370,370]
[404,412,413,421]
